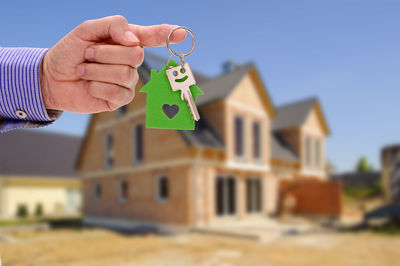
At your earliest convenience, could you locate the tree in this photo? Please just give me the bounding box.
[16,204,28,218]
[34,203,43,217]
[355,156,374,173]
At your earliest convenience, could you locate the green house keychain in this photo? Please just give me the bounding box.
[139,27,203,130]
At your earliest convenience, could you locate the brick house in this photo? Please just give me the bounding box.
[76,53,331,230]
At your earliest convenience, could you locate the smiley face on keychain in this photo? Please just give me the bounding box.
[173,67,188,83]
[166,63,196,93]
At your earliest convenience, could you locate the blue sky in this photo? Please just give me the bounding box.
[1,0,399,172]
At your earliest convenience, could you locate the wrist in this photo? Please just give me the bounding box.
[40,52,55,110]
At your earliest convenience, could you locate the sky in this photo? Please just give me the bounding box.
[0,0,399,172]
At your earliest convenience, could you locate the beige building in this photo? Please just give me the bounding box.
[77,54,331,230]
[0,131,82,218]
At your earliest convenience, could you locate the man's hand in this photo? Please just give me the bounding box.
[40,15,186,113]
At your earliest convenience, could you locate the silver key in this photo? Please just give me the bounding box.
[166,63,200,121]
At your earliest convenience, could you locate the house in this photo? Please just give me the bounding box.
[0,130,82,218]
[271,98,330,179]
[381,145,400,204]
[77,52,333,230]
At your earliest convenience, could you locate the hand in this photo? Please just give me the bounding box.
[40,15,186,113]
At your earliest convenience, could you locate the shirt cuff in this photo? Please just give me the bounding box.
[0,47,53,122]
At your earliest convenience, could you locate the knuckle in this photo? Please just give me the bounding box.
[130,69,139,89]
[111,15,127,24]
[107,102,120,112]
[106,85,120,100]
[120,66,133,84]
[128,90,135,102]
[132,47,144,66]
[80,19,95,30]
[118,89,134,106]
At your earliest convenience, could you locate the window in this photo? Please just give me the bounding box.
[133,124,143,164]
[157,176,169,202]
[305,136,311,168]
[93,183,102,201]
[215,176,236,216]
[252,121,262,160]
[117,105,128,118]
[234,116,244,158]
[119,180,129,202]
[315,139,321,169]
[105,134,114,169]
[246,178,262,213]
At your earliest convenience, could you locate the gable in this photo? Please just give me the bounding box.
[226,67,275,117]
[302,103,330,136]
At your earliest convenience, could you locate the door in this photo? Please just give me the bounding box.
[246,178,262,214]
[215,176,236,216]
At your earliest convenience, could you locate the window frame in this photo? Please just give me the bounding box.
[93,183,102,202]
[246,177,263,214]
[118,180,129,203]
[305,136,312,168]
[252,121,263,162]
[156,176,169,203]
[132,123,143,164]
[233,115,246,160]
[105,133,114,170]
[215,175,238,217]
[315,139,321,169]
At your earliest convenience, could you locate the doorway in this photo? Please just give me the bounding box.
[246,177,263,214]
[215,176,236,216]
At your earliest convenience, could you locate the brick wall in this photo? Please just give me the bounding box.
[280,178,342,216]
[83,165,193,225]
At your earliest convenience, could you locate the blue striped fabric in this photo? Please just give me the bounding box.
[0,47,60,133]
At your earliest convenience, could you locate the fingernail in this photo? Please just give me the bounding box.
[125,31,139,43]
[85,48,95,59]
[77,65,85,76]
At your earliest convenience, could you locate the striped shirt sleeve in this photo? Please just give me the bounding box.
[0,47,61,133]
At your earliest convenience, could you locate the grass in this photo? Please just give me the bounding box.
[0,216,82,228]
[0,218,40,227]
[369,222,400,236]
[343,181,383,199]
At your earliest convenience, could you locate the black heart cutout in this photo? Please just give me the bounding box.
[162,104,179,119]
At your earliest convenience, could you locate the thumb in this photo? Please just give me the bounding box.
[75,15,139,46]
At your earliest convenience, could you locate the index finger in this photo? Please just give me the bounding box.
[129,24,187,47]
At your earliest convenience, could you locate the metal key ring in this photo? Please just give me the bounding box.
[166,26,196,58]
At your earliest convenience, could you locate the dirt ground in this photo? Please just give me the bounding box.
[0,228,399,266]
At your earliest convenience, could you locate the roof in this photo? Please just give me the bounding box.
[272,97,317,131]
[179,118,224,150]
[0,130,81,177]
[271,133,299,162]
[195,63,254,106]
